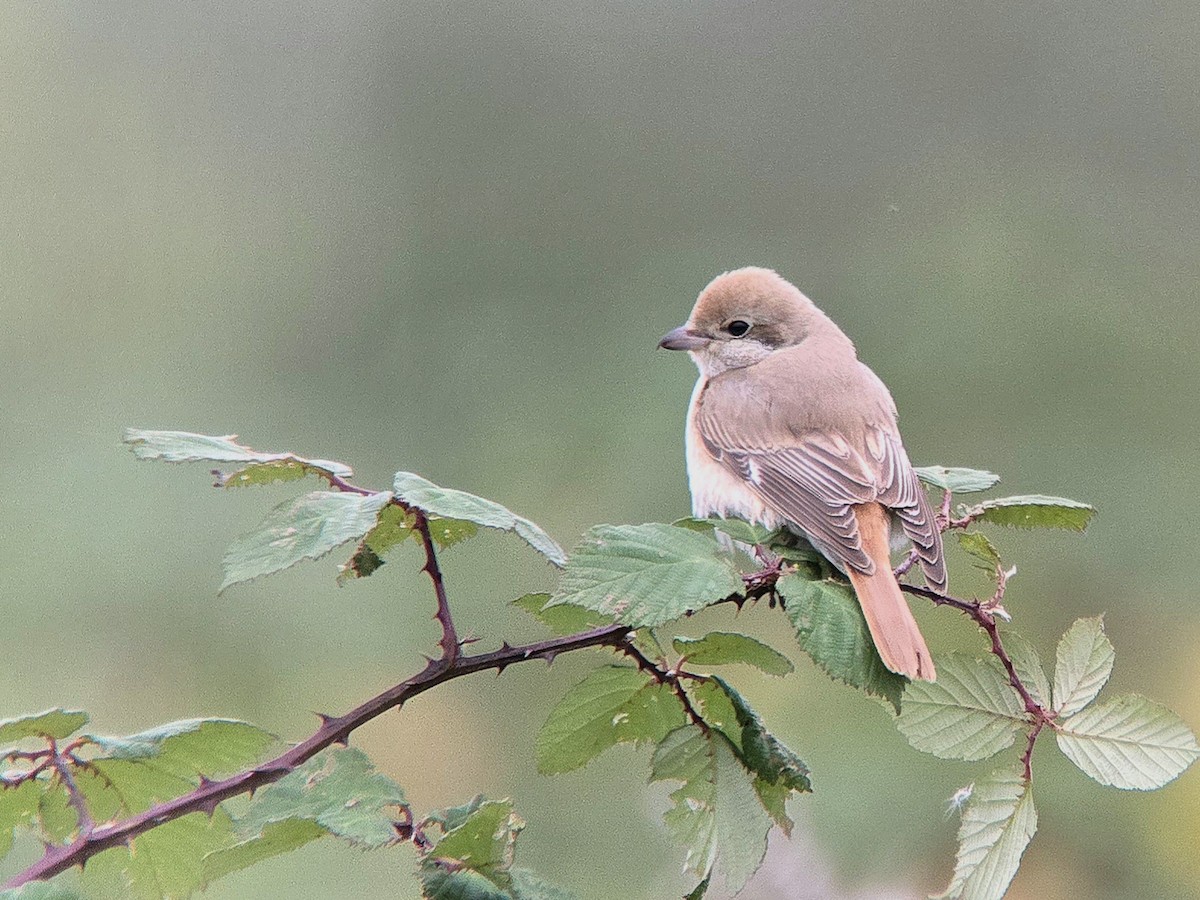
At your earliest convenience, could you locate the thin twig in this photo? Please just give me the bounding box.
[411,510,458,663]
[619,638,710,733]
[47,740,94,837]
[3,623,632,889]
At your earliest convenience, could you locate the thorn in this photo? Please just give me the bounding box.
[198,796,222,818]
[544,651,558,666]
[197,774,216,789]
[494,662,509,677]
[498,641,513,652]
[315,712,337,727]
[334,731,350,747]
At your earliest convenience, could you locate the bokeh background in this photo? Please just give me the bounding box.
[4,1,1199,897]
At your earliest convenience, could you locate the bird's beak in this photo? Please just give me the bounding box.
[658,325,709,351]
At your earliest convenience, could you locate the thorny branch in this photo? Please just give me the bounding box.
[619,637,711,734]
[897,486,1055,783]
[4,622,633,889]
[6,474,1057,889]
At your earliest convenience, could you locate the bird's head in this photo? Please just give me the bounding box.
[658,267,835,377]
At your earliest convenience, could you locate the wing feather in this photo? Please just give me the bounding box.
[698,400,945,588]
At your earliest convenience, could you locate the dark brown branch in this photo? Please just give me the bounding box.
[411,510,459,663]
[619,638,710,734]
[312,472,458,662]
[4,623,632,890]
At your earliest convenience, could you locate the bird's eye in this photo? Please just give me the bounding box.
[726,320,751,337]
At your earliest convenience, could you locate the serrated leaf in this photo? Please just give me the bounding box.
[898,654,1028,761]
[1000,633,1050,710]
[86,719,276,778]
[420,867,510,900]
[200,820,326,892]
[1055,694,1200,790]
[512,593,615,636]
[673,634,793,676]
[710,677,811,795]
[221,490,394,591]
[393,472,566,567]
[338,504,419,582]
[430,799,520,871]
[966,495,1096,532]
[934,769,1037,900]
[1052,617,1115,717]
[672,517,778,547]
[547,524,743,628]
[0,710,87,746]
[83,809,238,900]
[777,573,905,712]
[650,726,772,893]
[201,818,327,887]
[684,874,712,900]
[237,747,406,848]
[706,677,811,836]
[425,795,489,834]
[914,466,1001,493]
[0,779,43,860]
[123,429,354,478]
[956,532,1001,573]
[219,460,312,488]
[536,666,685,774]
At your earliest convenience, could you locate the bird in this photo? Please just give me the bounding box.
[658,267,945,681]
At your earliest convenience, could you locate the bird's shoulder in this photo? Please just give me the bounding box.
[697,343,898,449]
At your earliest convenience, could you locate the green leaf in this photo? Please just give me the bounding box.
[221,489,395,591]
[1000,633,1051,710]
[966,495,1096,532]
[898,654,1028,760]
[650,726,772,893]
[683,874,711,900]
[123,429,354,478]
[777,573,905,712]
[338,505,419,582]
[425,795,489,834]
[710,678,811,794]
[536,666,685,774]
[914,466,1001,493]
[393,472,566,567]
[83,809,238,900]
[86,719,276,777]
[673,633,793,676]
[512,593,614,636]
[706,677,811,836]
[934,769,1037,900]
[956,532,1001,573]
[0,710,87,745]
[0,779,44,860]
[672,517,778,547]
[1052,617,1115,717]
[201,818,327,887]
[237,747,406,848]
[547,524,743,628]
[429,799,519,871]
[1055,694,1200,790]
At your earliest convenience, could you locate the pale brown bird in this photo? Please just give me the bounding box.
[659,267,945,681]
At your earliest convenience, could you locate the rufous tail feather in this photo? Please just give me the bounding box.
[847,503,936,681]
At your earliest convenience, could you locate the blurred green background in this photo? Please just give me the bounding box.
[4,1,1199,897]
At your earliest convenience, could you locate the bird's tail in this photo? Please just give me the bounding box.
[847,503,936,681]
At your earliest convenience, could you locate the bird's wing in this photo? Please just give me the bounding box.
[697,400,945,588]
